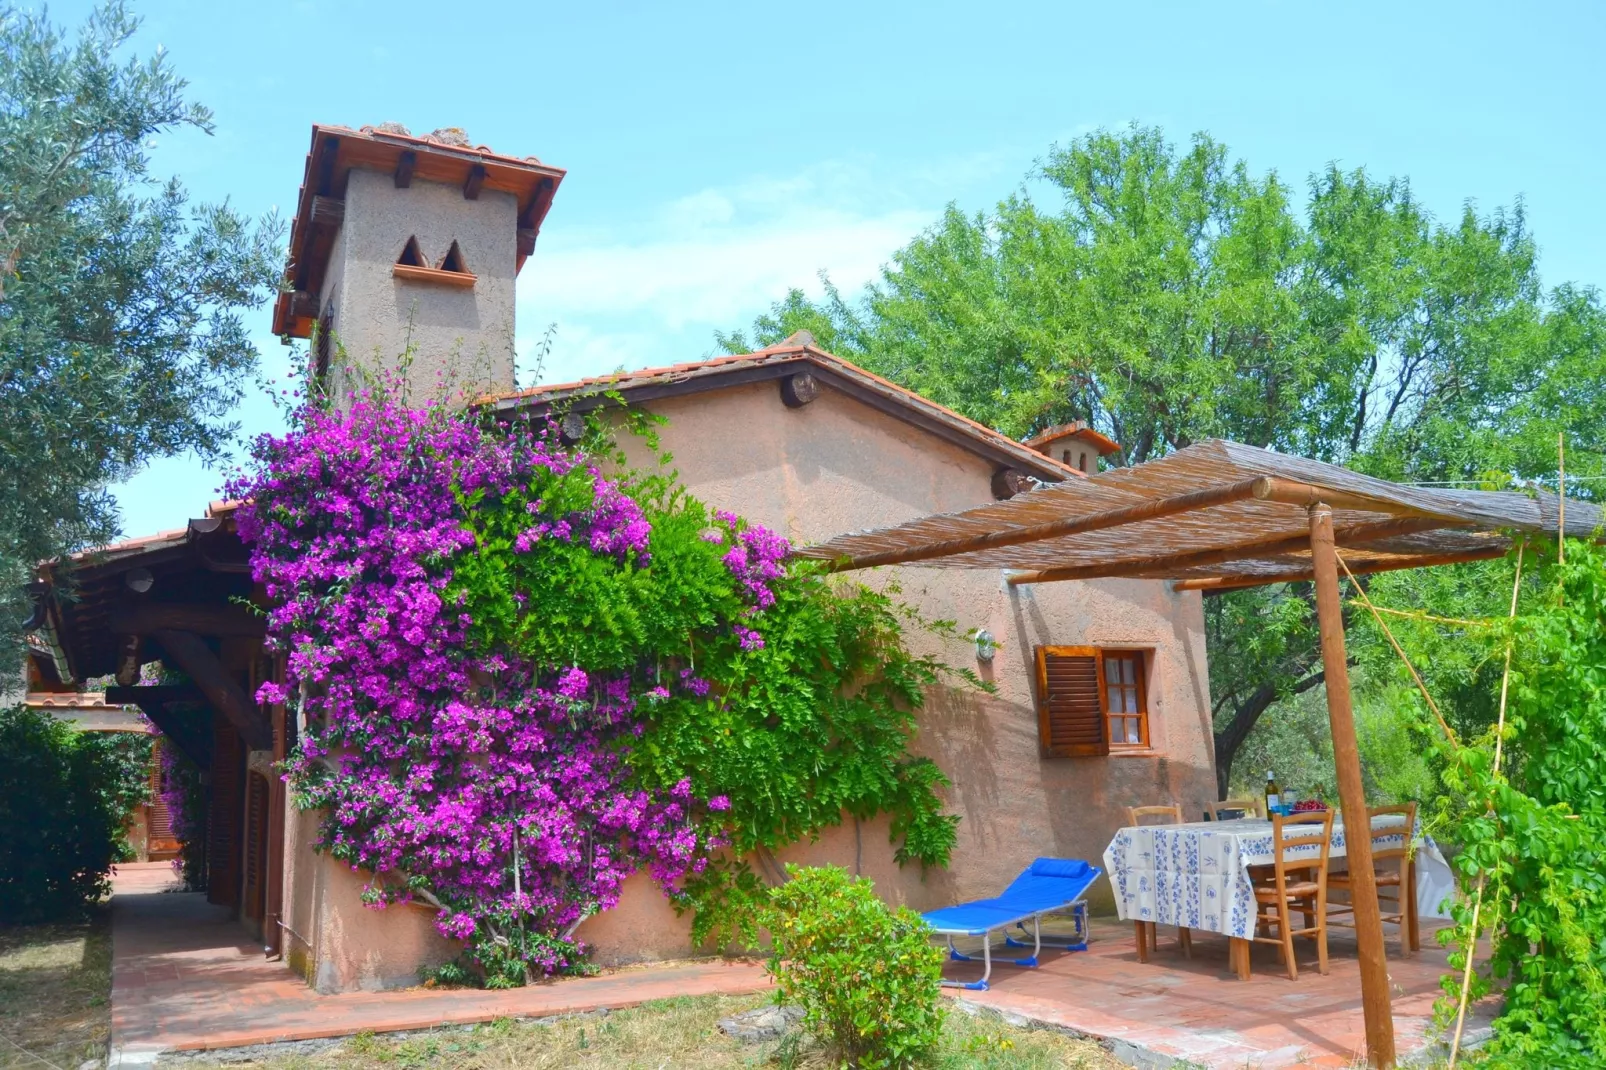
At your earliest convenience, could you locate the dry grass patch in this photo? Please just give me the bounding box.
[0,907,112,1069]
[173,993,1124,1069]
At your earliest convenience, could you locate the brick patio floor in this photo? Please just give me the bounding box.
[110,863,1488,1068]
[947,915,1490,1069]
[107,864,770,1066]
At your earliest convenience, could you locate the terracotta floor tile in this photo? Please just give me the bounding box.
[946,914,1493,1069]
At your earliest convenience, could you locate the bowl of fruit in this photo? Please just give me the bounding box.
[1292,799,1328,813]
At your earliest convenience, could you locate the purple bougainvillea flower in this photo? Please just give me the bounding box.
[223,385,784,979]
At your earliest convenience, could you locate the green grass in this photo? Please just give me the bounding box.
[0,907,113,1069]
[177,993,1125,1069]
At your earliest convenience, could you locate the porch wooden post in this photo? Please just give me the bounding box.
[1309,504,1397,1068]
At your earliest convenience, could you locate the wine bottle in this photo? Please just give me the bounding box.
[1264,771,1281,816]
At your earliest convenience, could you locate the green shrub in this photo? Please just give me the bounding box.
[0,705,150,922]
[765,865,945,1069]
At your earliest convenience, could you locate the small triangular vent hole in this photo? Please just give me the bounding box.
[438,240,468,274]
[397,236,425,267]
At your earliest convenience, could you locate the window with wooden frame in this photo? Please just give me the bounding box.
[1035,646,1153,756]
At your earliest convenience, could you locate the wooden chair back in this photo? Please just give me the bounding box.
[1208,798,1262,821]
[1270,809,1335,887]
[1126,804,1183,826]
[1365,803,1417,863]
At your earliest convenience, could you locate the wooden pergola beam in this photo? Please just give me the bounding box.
[1006,517,1447,586]
[829,476,1422,573]
[1170,545,1509,592]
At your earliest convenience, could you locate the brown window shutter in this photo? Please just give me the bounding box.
[1036,646,1110,757]
[243,774,269,924]
[207,716,245,909]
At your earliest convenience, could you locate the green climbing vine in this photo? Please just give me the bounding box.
[1428,539,1606,1065]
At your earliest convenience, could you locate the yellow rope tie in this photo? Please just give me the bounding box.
[1335,551,1458,747]
[1449,538,1525,1069]
[1345,604,1494,629]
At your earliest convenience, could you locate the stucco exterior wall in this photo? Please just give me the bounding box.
[281,374,1217,988]
[577,380,1217,963]
[320,167,518,404]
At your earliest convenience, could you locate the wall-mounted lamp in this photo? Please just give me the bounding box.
[125,567,154,594]
[974,629,997,662]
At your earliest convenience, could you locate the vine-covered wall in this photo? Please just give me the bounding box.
[229,387,970,984]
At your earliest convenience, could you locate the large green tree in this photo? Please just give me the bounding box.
[0,2,281,669]
[719,125,1605,792]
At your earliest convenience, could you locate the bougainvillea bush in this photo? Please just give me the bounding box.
[227,387,966,984]
[154,735,207,888]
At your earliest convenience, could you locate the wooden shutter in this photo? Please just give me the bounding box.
[207,716,245,909]
[243,773,269,924]
[1036,646,1109,757]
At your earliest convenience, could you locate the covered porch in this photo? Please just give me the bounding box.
[802,438,1596,1068]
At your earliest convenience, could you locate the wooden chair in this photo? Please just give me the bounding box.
[1124,804,1192,962]
[1328,802,1419,953]
[1240,809,1333,981]
[1207,798,1262,821]
[1127,804,1184,826]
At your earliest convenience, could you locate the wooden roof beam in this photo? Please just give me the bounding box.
[153,629,272,751]
[827,476,1420,572]
[1170,545,1511,593]
[1006,517,1448,586]
[109,603,266,638]
[106,685,213,768]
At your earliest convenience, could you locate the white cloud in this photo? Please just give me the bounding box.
[513,162,941,386]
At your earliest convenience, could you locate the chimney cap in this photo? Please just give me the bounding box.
[272,123,566,338]
[1023,420,1122,457]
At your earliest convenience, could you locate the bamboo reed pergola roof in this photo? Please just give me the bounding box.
[800,439,1600,588]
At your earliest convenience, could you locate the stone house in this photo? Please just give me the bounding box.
[27,123,1217,991]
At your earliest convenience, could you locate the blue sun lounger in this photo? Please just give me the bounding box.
[921,857,1101,991]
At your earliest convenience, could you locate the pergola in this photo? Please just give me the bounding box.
[800,439,1600,1069]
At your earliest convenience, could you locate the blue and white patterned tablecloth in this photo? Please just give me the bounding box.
[1101,813,1418,940]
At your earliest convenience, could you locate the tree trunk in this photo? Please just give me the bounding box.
[1212,668,1329,797]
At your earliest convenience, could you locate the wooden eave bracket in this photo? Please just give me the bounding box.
[309,194,344,229]
[107,684,214,768]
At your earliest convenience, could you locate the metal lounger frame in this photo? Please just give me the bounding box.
[931,900,1089,991]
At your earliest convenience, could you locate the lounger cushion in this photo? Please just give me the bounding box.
[922,903,1028,934]
[923,858,1101,933]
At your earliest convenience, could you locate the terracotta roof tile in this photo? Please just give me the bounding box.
[482,344,1082,483]
[1023,421,1122,455]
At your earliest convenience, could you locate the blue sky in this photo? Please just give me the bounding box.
[85,0,1604,537]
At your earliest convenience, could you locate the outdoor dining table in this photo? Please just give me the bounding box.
[1101,811,1430,978]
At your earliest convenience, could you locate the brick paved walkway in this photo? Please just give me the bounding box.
[107,864,770,1066]
[110,863,1488,1068]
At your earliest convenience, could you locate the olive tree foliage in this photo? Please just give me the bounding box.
[719,126,1606,792]
[0,2,281,671]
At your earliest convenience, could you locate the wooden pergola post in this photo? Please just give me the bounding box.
[1309,504,1397,1068]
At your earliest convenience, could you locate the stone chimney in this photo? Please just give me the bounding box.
[272,123,565,406]
[1024,421,1122,476]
